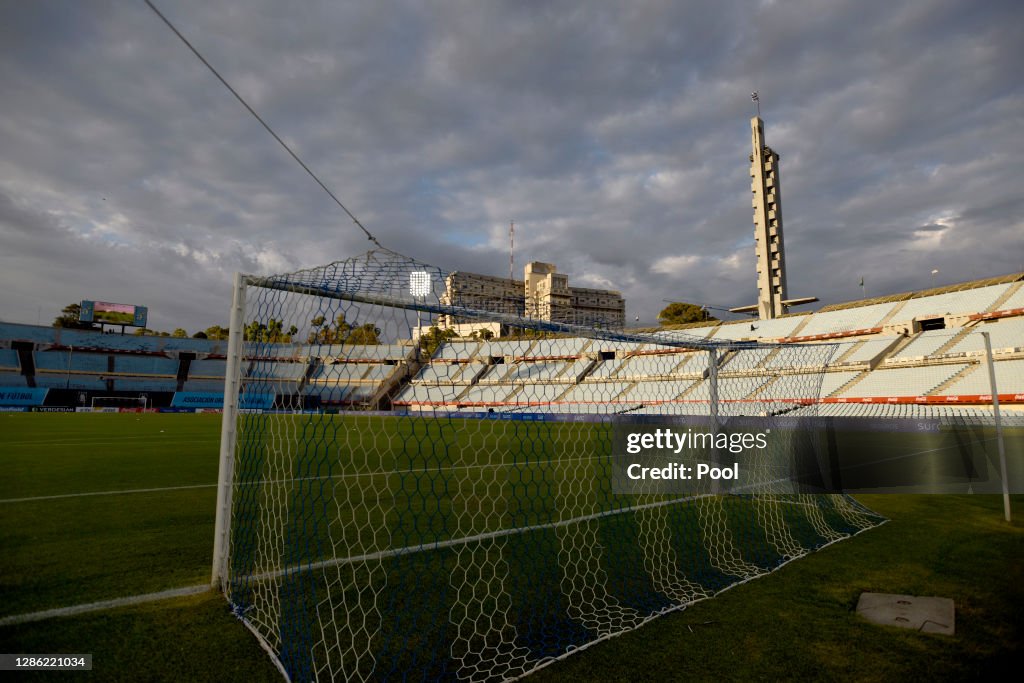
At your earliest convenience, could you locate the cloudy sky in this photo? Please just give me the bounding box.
[1,0,1021,333]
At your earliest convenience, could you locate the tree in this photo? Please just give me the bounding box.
[307,315,352,345]
[345,323,381,345]
[52,303,94,329]
[172,328,188,338]
[192,331,208,339]
[658,302,716,326]
[244,318,299,343]
[204,325,230,340]
[419,325,458,358]
[469,328,495,341]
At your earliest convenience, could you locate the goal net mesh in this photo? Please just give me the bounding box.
[220,249,885,681]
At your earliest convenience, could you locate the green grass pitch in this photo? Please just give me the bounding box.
[0,412,1021,681]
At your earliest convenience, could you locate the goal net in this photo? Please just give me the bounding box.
[214,249,885,681]
[90,395,149,410]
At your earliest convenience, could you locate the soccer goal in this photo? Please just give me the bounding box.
[214,249,885,682]
[90,395,149,410]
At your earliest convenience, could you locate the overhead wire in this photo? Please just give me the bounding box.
[142,0,382,248]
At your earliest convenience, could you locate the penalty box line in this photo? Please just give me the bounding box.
[0,584,211,627]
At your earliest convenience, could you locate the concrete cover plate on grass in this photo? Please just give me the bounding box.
[856,593,955,635]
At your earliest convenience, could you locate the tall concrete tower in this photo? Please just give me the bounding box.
[750,116,787,320]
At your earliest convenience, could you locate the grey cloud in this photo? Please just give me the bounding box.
[0,0,1021,333]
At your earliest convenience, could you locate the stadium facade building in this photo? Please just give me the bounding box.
[437,261,625,330]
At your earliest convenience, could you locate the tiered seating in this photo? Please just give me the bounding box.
[559,382,633,404]
[837,365,968,398]
[34,375,106,390]
[652,327,716,341]
[413,363,470,384]
[759,371,861,399]
[792,301,896,336]
[588,358,626,378]
[0,322,58,344]
[996,284,1024,311]
[0,349,20,368]
[394,383,465,404]
[946,319,1024,355]
[615,354,689,379]
[305,361,401,404]
[190,359,226,377]
[721,347,775,372]
[891,284,1007,321]
[713,316,806,340]
[35,351,106,373]
[317,344,408,361]
[0,349,21,384]
[497,360,572,382]
[505,383,571,404]
[33,350,108,390]
[0,349,25,387]
[940,360,1024,395]
[683,376,771,401]
[795,402,1024,424]
[476,340,534,358]
[889,330,960,359]
[250,361,308,381]
[110,355,178,391]
[622,380,695,403]
[525,337,591,356]
[183,379,225,392]
[453,385,516,404]
[836,337,898,364]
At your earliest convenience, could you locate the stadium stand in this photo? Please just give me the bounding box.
[889,284,1007,322]
[941,360,1024,396]
[0,349,21,370]
[1,273,1022,412]
[189,359,227,377]
[836,365,969,398]
[835,336,900,365]
[889,330,959,359]
[711,316,806,340]
[786,301,897,337]
[947,318,1024,355]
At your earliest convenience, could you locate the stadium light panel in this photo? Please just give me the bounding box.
[410,271,431,298]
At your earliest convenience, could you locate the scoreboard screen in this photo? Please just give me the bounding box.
[79,301,148,327]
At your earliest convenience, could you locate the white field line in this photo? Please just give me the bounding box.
[0,454,609,504]
[0,584,210,627]
[0,483,217,504]
[2,437,214,447]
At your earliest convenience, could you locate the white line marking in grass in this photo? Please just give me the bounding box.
[0,584,210,627]
[0,455,607,504]
[0,483,216,504]
[2,439,214,448]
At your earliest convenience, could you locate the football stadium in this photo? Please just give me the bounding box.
[2,2,1022,682]
[1,253,1022,681]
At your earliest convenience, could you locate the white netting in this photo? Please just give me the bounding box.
[220,249,885,682]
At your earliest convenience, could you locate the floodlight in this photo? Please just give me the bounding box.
[410,271,431,298]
